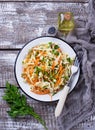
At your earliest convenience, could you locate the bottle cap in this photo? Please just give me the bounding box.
[48,27,57,36]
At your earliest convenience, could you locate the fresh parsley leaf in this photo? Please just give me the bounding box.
[3,82,48,130]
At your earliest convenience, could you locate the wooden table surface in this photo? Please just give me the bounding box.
[1,0,95,130]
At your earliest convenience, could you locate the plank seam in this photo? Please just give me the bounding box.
[0,48,21,51]
[0,1,89,3]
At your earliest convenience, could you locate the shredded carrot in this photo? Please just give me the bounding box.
[55,64,64,79]
[55,78,61,87]
[31,86,50,95]
[51,61,55,70]
[34,58,40,65]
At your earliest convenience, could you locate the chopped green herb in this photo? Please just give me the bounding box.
[49,72,55,81]
[41,57,46,63]
[28,50,33,57]
[43,86,48,89]
[48,42,52,46]
[55,65,58,68]
[52,49,55,53]
[35,51,39,57]
[54,51,59,56]
[35,66,42,75]
[21,73,26,78]
[62,63,66,67]
[22,61,24,64]
[48,60,52,66]
[64,76,69,80]
[52,58,55,60]
[67,57,72,63]
[48,42,53,48]
[3,82,48,130]
[54,45,59,49]
[44,71,48,76]
[52,49,59,56]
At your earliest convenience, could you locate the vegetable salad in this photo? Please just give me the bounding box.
[22,42,73,95]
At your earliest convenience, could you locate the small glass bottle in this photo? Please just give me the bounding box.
[58,12,75,37]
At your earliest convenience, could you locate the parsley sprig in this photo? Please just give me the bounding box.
[3,82,48,130]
